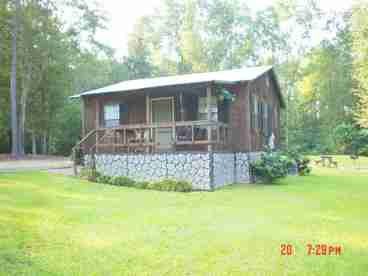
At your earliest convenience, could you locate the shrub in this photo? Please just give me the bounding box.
[174,180,192,192]
[135,181,150,189]
[81,171,193,192]
[358,144,368,156]
[79,167,101,182]
[96,174,112,184]
[146,182,157,190]
[284,148,311,176]
[296,157,311,176]
[250,151,291,183]
[145,179,192,192]
[111,176,135,187]
[333,123,368,156]
[79,167,91,179]
[154,179,177,191]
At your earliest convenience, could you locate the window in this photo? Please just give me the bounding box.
[198,96,218,121]
[104,103,126,128]
[263,103,268,135]
[258,101,263,131]
[251,94,258,130]
[267,104,273,136]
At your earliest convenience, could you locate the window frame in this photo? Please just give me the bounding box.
[103,102,124,128]
[198,96,218,121]
[251,93,258,130]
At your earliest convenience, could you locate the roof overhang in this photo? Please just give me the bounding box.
[269,69,285,108]
[70,66,272,98]
[70,66,285,108]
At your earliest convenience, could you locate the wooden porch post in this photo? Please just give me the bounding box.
[146,93,151,152]
[81,97,85,137]
[207,84,212,152]
[179,92,184,121]
[146,93,150,123]
[95,98,100,153]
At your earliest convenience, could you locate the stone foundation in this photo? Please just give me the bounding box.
[85,151,260,190]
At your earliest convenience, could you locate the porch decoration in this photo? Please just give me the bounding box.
[218,88,236,102]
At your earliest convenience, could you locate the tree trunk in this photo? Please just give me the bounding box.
[10,0,21,158]
[19,62,32,155]
[31,131,37,155]
[42,132,47,155]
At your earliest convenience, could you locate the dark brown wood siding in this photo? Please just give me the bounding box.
[227,72,281,152]
[81,72,282,152]
[83,92,147,133]
[246,72,281,151]
[229,84,247,151]
[83,92,201,133]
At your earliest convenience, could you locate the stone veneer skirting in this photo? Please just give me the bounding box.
[85,152,261,190]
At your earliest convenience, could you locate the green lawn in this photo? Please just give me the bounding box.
[0,165,368,275]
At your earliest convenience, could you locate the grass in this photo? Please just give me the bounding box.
[0,161,368,275]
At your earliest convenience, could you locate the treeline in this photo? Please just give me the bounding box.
[0,0,131,155]
[0,0,367,156]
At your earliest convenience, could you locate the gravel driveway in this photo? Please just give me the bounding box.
[0,156,74,175]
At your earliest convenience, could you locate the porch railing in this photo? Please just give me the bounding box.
[94,120,230,153]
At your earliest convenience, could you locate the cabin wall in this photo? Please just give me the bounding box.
[248,73,281,151]
[83,92,203,133]
[82,74,282,153]
[83,92,147,133]
[228,72,281,152]
[229,83,250,152]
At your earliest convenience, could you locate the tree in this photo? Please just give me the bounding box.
[0,0,113,156]
[0,0,11,153]
[352,2,368,128]
[0,0,364,157]
[10,0,20,157]
[123,17,157,79]
[293,25,354,152]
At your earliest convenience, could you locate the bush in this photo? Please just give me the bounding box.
[333,123,368,156]
[135,181,150,189]
[154,179,177,191]
[174,180,192,192]
[81,171,193,192]
[146,182,157,190]
[146,179,192,192]
[79,167,101,182]
[111,176,135,187]
[96,174,112,184]
[296,157,311,176]
[358,144,368,156]
[250,151,291,183]
[284,148,311,176]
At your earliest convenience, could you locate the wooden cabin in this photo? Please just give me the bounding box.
[71,66,284,155]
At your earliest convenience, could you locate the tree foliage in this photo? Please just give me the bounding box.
[352,1,368,128]
[0,0,130,155]
[0,0,367,156]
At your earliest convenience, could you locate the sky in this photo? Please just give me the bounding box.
[95,0,355,57]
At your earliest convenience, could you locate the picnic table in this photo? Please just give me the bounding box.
[319,155,338,167]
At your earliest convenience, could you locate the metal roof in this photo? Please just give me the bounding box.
[70,66,274,98]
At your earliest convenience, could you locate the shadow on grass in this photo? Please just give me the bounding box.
[216,175,312,191]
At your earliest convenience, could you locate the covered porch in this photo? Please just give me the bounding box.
[79,82,235,154]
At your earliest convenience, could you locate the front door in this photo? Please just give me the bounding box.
[151,98,174,149]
